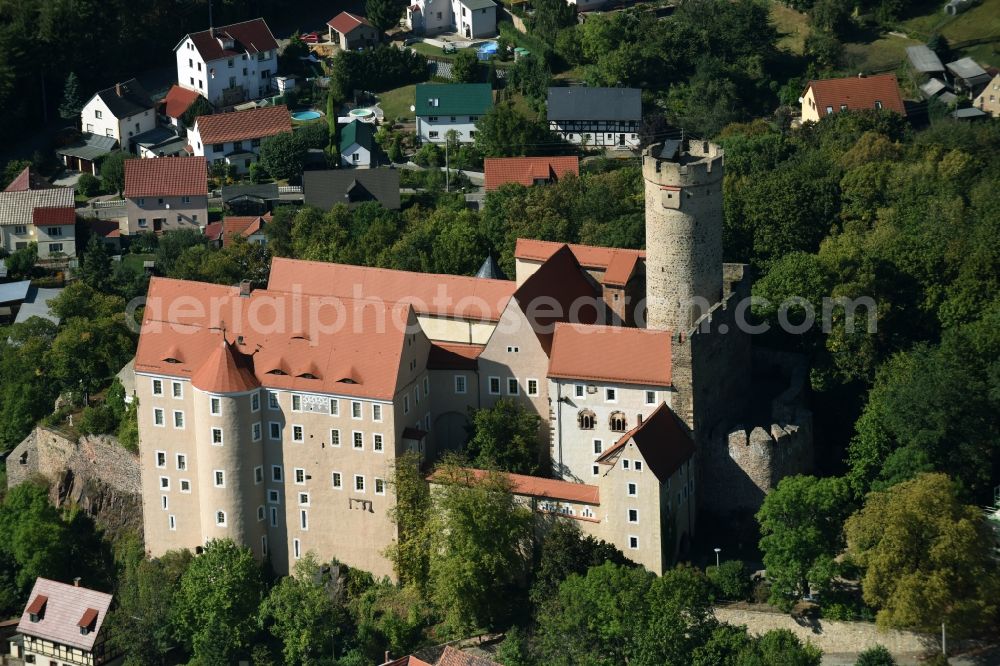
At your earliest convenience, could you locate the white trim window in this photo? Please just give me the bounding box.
[645,390,656,405]
[159,476,170,491]
[575,384,585,399]
[252,422,262,442]
[251,391,260,412]
[373,433,384,452]
[628,536,639,549]
[267,489,280,504]
[155,450,167,468]
[171,381,183,399]
[332,471,343,489]
[354,474,365,493]
[454,375,467,394]
[592,465,600,476]
[216,510,227,527]
[168,515,176,530]
[257,505,265,522]
[161,495,168,510]
[293,538,301,559]
[292,424,304,442]
[152,379,163,396]
[329,398,339,416]
[627,482,637,496]
[330,429,341,447]
[353,431,363,450]
[628,508,638,523]
[173,410,185,429]
[294,468,306,485]
[291,394,302,412]
[372,404,382,422]
[180,479,191,493]
[254,466,263,484]
[375,478,386,495]
[298,492,310,506]
[153,408,165,427]
[507,378,519,395]
[269,422,281,440]
[488,376,500,395]
[176,454,187,470]
[210,397,221,415]
[635,460,643,472]
[605,388,617,403]
[299,509,308,531]
[211,427,223,446]
[272,465,283,482]
[593,439,603,454]
[214,470,225,488]
[270,506,278,526]
[351,401,362,419]
[268,391,279,409]
[527,379,539,396]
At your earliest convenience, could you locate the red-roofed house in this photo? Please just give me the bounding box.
[207,215,270,247]
[327,12,381,50]
[801,73,906,123]
[174,18,279,106]
[188,106,292,174]
[10,578,118,665]
[124,156,208,234]
[162,84,203,128]
[0,178,76,258]
[483,156,579,191]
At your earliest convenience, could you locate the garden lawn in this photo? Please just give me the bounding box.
[409,42,460,61]
[770,2,810,55]
[378,84,417,123]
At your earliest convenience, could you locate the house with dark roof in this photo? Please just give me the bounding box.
[415,83,493,144]
[222,182,281,215]
[174,18,279,106]
[546,87,642,149]
[800,73,906,123]
[340,119,387,168]
[327,12,381,50]
[0,169,76,259]
[188,105,292,174]
[946,57,992,94]
[124,156,209,235]
[302,169,401,210]
[79,79,156,151]
[9,578,118,666]
[56,133,119,176]
[484,156,579,191]
[406,0,497,39]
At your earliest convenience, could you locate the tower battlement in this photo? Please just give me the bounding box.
[642,140,724,189]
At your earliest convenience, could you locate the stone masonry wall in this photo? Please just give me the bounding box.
[713,606,927,656]
[7,426,142,534]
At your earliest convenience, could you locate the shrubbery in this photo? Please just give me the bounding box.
[706,560,752,601]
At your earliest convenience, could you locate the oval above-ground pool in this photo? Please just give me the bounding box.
[291,110,322,121]
[348,108,375,119]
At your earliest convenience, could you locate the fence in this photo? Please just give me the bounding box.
[91,199,125,209]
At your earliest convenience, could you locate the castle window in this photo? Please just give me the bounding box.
[527,379,539,397]
[270,507,278,526]
[268,489,280,503]
[269,422,281,440]
[152,379,163,396]
[261,535,267,555]
[298,492,310,506]
[153,408,165,426]
[454,375,467,394]
[292,395,302,411]
[373,404,382,421]
[169,515,176,530]
[251,392,260,412]
[605,388,617,403]
[352,401,362,419]
[373,433,384,452]
[180,479,191,493]
[214,470,225,487]
[293,538,301,559]
[578,410,595,430]
[161,495,168,510]
[254,466,263,484]
[172,382,183,399]
[216,511,226,526]
[159,476,170,490]
[268,392,279,409]
[330,398,339,415]
[272,465,283,482]
[176,454,186,470]
[634,460,643,472]
[210,397,221,415]
[292,425,304,442]
[257,506,265,521]
[332,472,343,488]
[294,468,305,485]
[155,451,166,468]
[404,396,410,414]
[173,411,185,429]
[645,391,656,405]
[252,422,261,441]
[355,475,365,492]
[628,509,638,523]
[375,478,386,494]
[488,377,500,395]
[211,428,223,445]
[330,429,341,447]
[575,384,585,398]
[592,465,599,476]
[609,411,627,432]
[300,509,308,531]
[622,459,630,470]
[593,439,603,454]
[353,431,363,449]
[628,536,638,549]
[628,482,637,496]
[507,378,519,395]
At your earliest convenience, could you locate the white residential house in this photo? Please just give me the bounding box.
[187,106,292,174]
[79,79,156,152]
[0,169,77,259]
[415,83,493,144]
[175,18,279,107]
[546,87,642,149]
[339,120,387,168]
[406,0,497,38]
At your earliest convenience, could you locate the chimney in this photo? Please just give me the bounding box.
[73,577,81,587]
[858,72,866,78]
[115,83,122,97]
[383,651,391,664]
[239,280,252,297]
[637,414,643,425]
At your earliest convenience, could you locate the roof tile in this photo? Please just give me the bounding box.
[32,207,76,226]
[328,11,373,33]
[184,18,278,62]
[195,106,292,145]
[124,156,208,198]
[806,74,906,118]
[17,579,113,652]
[484,156,579,190]
[163,85,202,119]
[548,323,671,387]
[596,403,693,481]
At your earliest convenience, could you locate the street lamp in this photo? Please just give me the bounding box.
[714,547,721,567]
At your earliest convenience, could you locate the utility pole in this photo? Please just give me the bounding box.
[941,622,946,658]
[445,138,450,192]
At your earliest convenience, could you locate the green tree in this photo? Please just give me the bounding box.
[76,172,101,197]
[260,554,346,666]
[107,538,192,666]
[77,234,111,291]
[706,560,752,601]
[180,95,213,128]
[259,131,306,182]
[100,151,130,195]
[427,460,533,636]
[844,473,1000,637]
[58,71,82,120]
[365,0,402,34]
[529,0,576,42]
[153,228,205,275]
[854,645,896,666]
[385,452,431,587]
[756,475,853,608]
[529,520,634,606]
[451,49,481,83]
[173,539,265,662]
[474,104,554,157]
[5,243,37,278]
[466,398,542,475]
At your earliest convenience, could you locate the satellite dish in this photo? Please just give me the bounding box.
[409,105,415,112]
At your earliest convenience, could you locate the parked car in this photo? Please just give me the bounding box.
[301,32,319,43]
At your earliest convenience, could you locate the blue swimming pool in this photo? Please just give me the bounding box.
[292,110,322,121]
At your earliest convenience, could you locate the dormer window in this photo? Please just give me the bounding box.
[27,594,48,622]
[298,373,318,379]
[578,410,595,430]
[609,411,627,432]
[337,377,357,384]
[78,608,98,635]
[266,368,287,375]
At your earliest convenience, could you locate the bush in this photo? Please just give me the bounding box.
[413,142,443,167]
[752,579,771,604]
[130,231,158,253]
[706,560,752,601]
[78,404,120,435]
[854,644,896,666]
[117,401,138,452]
[76,173,101,197]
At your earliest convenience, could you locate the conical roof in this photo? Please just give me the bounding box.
[191,338,259,393]
[475,254,507,280]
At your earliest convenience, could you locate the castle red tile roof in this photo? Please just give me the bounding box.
[267,257,516,322]
[31,207,75,226]
[427,342,484,370]
[327,11,374,34]
[163,85,201,120]
[805,73,906,118]
[428,467,599,505]
[484,156,579,190]
[191,340,260,393]
[17,578,113,652]
[124,156,208,198]
[515,238,644,287]
[548,323,672,387]
[136,276,415,399]
[596,402,694,481]
[183,18,278,61]
[195,106,292,145]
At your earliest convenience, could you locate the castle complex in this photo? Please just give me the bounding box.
[134,140,812,577]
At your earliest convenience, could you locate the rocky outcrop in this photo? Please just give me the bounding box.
[7,427,142,537]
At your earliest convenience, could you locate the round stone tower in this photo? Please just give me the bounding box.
[643,139,725,331]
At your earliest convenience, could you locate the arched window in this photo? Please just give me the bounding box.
[578,410,595,430]
[216,511,226,526]
[609,411,627,432]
